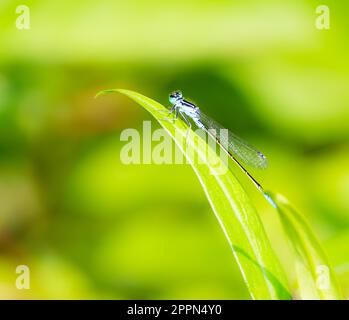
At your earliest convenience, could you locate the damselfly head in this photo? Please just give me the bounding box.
[169,90,183,104]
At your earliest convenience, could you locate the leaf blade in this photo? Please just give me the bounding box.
[269,193,343,300]
[98,89,291,300]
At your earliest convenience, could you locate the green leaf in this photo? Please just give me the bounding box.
[269,193,343,300]
[96,89,291,300]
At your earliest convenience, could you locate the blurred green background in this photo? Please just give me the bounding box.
[0,0,349,299]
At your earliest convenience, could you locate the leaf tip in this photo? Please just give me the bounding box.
[95,89,121,99]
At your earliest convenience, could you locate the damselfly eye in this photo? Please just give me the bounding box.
[169,90,183,104]
[174,91,182,98]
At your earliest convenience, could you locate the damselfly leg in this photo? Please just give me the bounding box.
[159,106,176,123]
